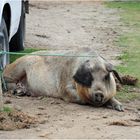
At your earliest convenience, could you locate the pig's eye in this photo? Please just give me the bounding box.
[104,73,110,81]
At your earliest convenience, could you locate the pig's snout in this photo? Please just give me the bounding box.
[93,92,104,103]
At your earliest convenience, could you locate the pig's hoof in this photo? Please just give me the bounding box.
[113,104,124,112]
[13,83,27,96]
[13,89,26,96]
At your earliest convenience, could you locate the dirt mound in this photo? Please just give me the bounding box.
[116,74,138,91]
[109,119,140,127]
[122,75,138,86]
[0,109,38,131]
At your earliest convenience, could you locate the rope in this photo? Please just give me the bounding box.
[0,51,96,58]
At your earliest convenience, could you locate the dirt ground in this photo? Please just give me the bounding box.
[26,1,123,64]
[1,1,140,139]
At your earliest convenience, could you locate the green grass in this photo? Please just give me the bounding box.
[106,1,140,10]
[0,106,13,113]
[106,1,140,101]
[116,85,140,102]
[106,2,140,27]
[10,48,41,63]
[117,91,140,102]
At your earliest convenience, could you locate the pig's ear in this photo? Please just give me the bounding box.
[106,63,123,84]
[73,64,93,87]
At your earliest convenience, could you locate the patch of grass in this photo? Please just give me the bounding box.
[106,1,140,27]
[115,85,140,102]
[1,106,13,113]
[106,1,140,10]
[10,48,42,63]
[117,33,140,81]
[106,1,140,101]
[116,91,140,102]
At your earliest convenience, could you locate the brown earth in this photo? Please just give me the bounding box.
[0,108,38,131]
[1,95,140,139]
[1,1,140,139]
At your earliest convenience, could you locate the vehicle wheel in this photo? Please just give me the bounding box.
[9,2,25,51]
[0,18,9,69]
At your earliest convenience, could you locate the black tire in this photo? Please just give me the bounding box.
[0,18,9,69]
[9,2,25,51]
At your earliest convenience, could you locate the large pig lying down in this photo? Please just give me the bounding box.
[3,50,124,111]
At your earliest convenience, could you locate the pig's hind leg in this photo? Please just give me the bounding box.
[3,58,28,95]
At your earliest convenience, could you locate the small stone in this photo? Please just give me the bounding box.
[36,113,43,116]
[4,100,12,104]
[81,25,85,28]
[67,30,71,33]
[38,106,45,110]
[96,127,100,130]
[36,128,41,132]
[103,116,108,118]
[40,120,47,124]
[14,105,22,111]
[15,96,22,99]
[39,132,52,138]
[37,96,44,100]
[137,108,140,111]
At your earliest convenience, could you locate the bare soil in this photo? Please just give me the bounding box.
[1,1,140,139]
[1,95,140,139]
[26,1,123,64]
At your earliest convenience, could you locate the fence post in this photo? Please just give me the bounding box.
[0,32,4,111]
[0,78,3,111]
